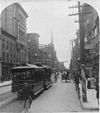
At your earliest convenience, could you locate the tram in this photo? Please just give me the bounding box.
[11,63,52,98]
[42,65,52,89]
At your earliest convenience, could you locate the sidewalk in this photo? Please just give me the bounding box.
[0,80,13,108]
[0,94,17,108]
[0,81,11,87]
[79,83,99,111]
[83,89,99,110]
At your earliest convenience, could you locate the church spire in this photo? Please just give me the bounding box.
[50,31,54,49]
[51,31,53,44]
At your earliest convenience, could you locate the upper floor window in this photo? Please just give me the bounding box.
[18,25,26,43]
[10,43,12,51]
[7,41,9,50]
[14,20,18,38]
[2,40,5,49]
[94,27,98,37]
[3,52,5,62]
[7,52,9,62]
[18,12,26,26]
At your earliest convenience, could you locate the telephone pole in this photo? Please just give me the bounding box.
[69,1,91,102]
[69,1,85,63]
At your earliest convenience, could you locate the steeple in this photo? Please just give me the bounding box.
[50,31,54,49]
[50,31,54,69]
[51,31,53,44]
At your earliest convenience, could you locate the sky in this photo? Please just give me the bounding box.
[21,0,79,68]
[0,0,99,68]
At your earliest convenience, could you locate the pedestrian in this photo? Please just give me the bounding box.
[55,73,57,83]
[76,75,79,91]
[95,77,99,105]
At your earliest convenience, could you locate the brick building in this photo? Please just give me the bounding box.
[0,2,28,81]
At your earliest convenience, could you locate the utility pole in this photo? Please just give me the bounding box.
[69,1,91,102]
[69,1,85,63]
[69,2,90,63]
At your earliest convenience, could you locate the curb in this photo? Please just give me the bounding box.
[0,95,17,108]
[79,84,99,111]
[78,83,84,110]
[0,81,11,88]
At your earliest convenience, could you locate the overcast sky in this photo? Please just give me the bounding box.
[0,0,99,68]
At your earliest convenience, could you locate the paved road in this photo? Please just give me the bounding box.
[0,91,14,102]
[26,80,83,112]
[0,79,83,113]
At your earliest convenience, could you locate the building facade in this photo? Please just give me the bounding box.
[70,4,99,79]
[70,30,81,72]
[0,2,28,81]
[39,42,59,71]
[27,33,40,64]
[39,44,50,65]
[82,4,99,79]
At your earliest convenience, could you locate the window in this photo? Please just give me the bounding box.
[3,52,5,62]
[14,20,18,38]
[19,27,25,42]
[94,27,98,37]
[7,41,8,49]
[10,43,12,51]
[10,54,12,63]
[14,55,16,63]
[2,40,5,49]
[7,53,9,62]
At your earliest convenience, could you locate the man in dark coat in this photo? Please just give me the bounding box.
[95,77,99,105]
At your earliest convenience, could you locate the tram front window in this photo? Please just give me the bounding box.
[12,70,33,81]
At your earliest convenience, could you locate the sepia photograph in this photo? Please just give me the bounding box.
[0,0,99,113]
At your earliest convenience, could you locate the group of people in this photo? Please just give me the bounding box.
[95,76,99,105]
[61,71,71,82]
[72,70,80,94]
[52,70,71,83]
[72,69,99,105]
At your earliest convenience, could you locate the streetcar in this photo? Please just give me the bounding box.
[34,62,52,89]
[11,63,52,98]
[42,65,52,89]
[61,70,70,82]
